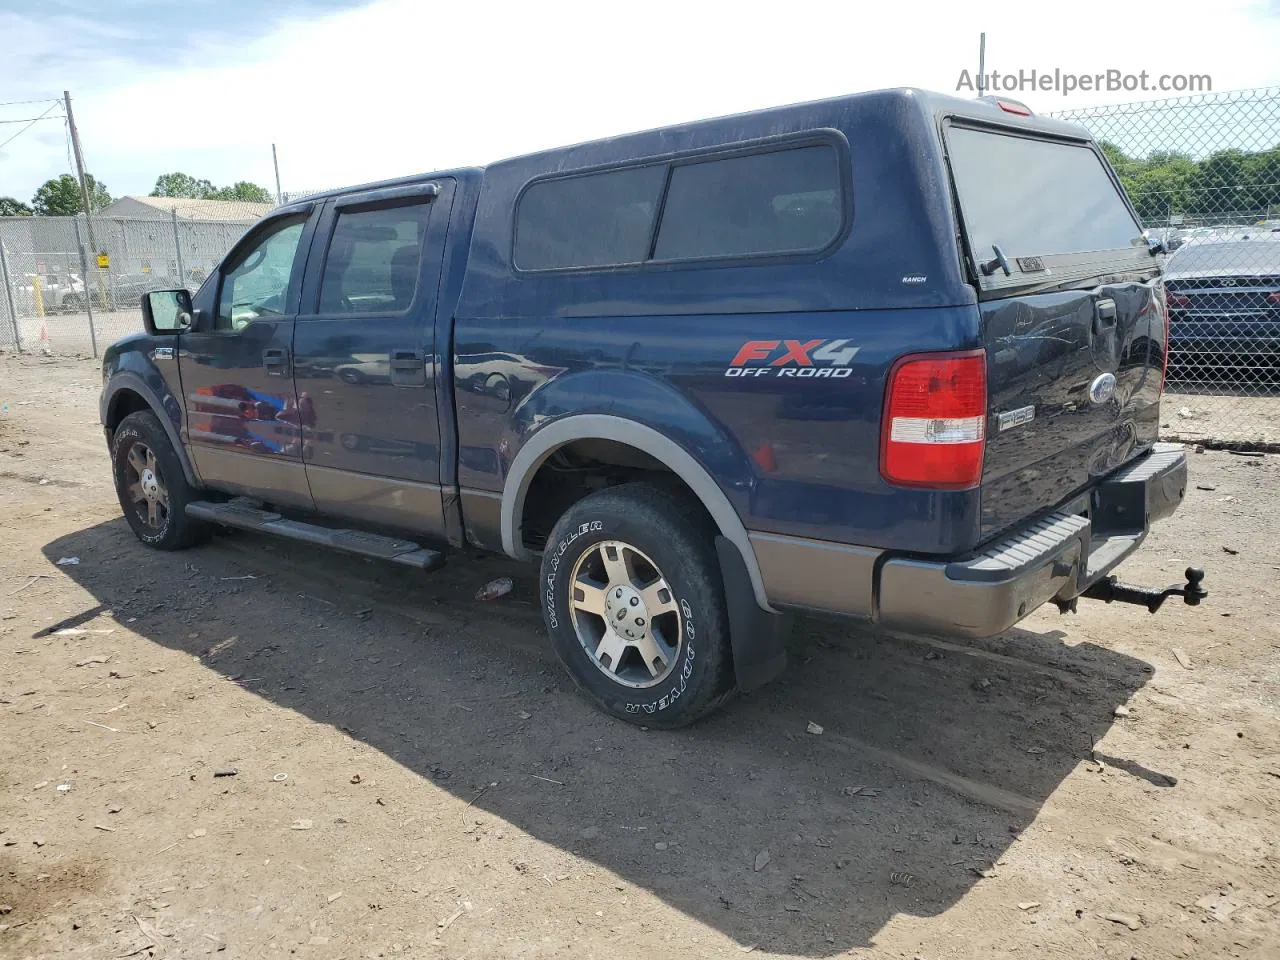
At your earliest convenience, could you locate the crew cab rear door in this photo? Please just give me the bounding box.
[291,180,453,537]
[943,121,1165,539]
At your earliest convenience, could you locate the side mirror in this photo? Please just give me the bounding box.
[142,289,192,336]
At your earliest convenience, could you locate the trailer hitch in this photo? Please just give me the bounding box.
[1075,566,1208,614]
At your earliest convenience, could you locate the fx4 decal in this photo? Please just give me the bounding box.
[725,339,859,378]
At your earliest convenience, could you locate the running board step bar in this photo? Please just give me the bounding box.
[185,500,445,570]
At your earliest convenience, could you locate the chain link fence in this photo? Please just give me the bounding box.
[0,205,263,356]
[1052,87,1280,451]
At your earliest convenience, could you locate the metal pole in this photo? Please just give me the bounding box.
[72,217,99,358]
[272,143,283,205]
[172,208,186,286]
[64,91,98,254]
[64,90,108,311]
[978,33,987,97]
[0,237,22,352]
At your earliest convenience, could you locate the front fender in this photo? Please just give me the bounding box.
[102,368,199,487]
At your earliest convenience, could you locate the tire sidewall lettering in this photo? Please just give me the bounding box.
[115,426,170,545]
[545,516,698,717]
[545,520,603,630]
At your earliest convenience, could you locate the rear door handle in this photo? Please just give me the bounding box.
[263,347,290,376]
[388,348,426,386]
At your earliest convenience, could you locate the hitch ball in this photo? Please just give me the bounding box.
[1183,567,1207,606]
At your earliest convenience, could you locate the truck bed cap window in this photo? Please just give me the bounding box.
[513,140,845,272]
[945,126,1145,280]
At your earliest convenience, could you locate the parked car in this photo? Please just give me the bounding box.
[99,88,1205,728]
[17,273,90,313]
[107,272,184,309]
[1162,235,1280,379]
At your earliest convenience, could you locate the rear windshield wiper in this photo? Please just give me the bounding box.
[978,243,1012,277]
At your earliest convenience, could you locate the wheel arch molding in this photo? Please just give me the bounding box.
[499,413,775,613]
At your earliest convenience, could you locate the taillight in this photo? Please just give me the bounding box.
[881,350,987,489]
[1166,291,1192,308]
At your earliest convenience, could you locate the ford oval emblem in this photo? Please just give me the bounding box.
[1088,372,1117,405]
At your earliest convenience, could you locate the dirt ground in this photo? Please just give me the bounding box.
[1,352,1278,960]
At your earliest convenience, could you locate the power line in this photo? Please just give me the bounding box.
[0,103,62,152]
[0,97,61,108]
[0,115,64,124]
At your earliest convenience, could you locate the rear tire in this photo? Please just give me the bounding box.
[111,411,210,550]
[539,483,735,728]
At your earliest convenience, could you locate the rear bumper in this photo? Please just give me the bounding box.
[749,444,1187,638]
[876,443,1187,637]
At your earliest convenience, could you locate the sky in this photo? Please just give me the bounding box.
[3,0,1280,204]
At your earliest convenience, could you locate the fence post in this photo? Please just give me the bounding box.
[0,235,21,352]
[171,208,185,286]
[72,217,99,358]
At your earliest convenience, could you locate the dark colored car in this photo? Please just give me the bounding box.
[107,272,184,309]
[1163,237,1280,380]
[99,88,1203,728]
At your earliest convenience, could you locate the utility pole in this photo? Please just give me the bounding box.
[978,33,987,97]
[63,91,98,255]
[272,143,283,205]
[64,89,108,325]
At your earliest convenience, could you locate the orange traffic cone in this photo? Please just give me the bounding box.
[38,318,51,356]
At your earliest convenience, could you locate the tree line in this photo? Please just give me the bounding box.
[0,172,273,217]
[1099,141,1280,225]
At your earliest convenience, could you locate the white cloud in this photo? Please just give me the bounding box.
[3,0,1280,201]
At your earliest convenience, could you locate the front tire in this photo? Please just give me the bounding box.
[539,483,735,728]
[111,411,210,550]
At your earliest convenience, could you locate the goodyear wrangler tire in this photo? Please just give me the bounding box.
[539,483,735,728]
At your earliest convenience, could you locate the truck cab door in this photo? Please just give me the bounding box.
[291,180,451,536]
[178,208,320,508]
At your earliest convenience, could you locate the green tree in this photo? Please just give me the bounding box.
[31,174,111,216]
[1184,150,1252,220]
[208,181,273,203]
[0,196,33,216]
[151,172,215,199]
[1127,156,1197,224]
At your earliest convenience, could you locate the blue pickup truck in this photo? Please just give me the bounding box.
[100,87,1204,727]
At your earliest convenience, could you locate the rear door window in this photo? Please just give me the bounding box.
[318,201,431,315]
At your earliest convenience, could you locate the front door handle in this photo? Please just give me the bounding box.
[263,347,290,376]
[388,349,424,372]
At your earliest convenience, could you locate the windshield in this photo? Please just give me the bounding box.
[946,126,1144,261]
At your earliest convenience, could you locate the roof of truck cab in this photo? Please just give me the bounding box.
[281,167,485,208]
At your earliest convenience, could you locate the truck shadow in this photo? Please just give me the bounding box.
[43,520,1157,957]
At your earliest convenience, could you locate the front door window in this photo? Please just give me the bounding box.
[216,220,305,330]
